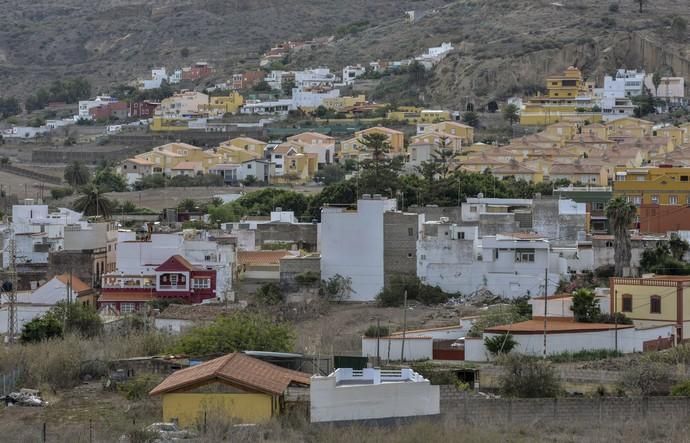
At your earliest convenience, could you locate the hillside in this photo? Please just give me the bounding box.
[0,0,448,97]
[288,0,690,107]
[0,0,688,107]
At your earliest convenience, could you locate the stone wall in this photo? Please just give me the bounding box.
[255,223,318,251]
[383,212,418,286]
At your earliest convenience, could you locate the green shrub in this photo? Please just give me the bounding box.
[498,354,561,398]
[484,333,518,356]
[50,187,74,200]
[548,349,622,363]
[294,271,320,286]
[119,373,162,400]
[671,380,690,396]
[376,275,453,307]
[255,283,282,305]
[364,324,390,338]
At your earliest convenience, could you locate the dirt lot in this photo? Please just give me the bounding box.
[0,171,59,197]
[0,382,160,443]
[291,302,478,355]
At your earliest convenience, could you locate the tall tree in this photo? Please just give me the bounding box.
[605,197,636,277]
[503,103,520,125]
[652,72,662,96]
[63,161,91,188]
[570,288,601,322]
[358,132,391,194]
[73,185,115,219]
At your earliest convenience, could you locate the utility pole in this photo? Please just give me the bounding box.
[400,290,408,362]
[376,317,381,367]
[614,290,618,353]
[543,267,548,360]
[7,235,18,344]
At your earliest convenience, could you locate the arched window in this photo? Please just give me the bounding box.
[621,294,633,312]
[650,295,661,314]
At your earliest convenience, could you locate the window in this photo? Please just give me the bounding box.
[651,195,659,204]
[470,206,478,213]
[169,274,178,285]
[650,295,661,314]
[274,154,282,159]
[605,240,614,248]
[120,303,136,314]
[681,176,688,182]
[193,278,211,289]
[621,294,633,312]
[457,231,465,240]
[408,227,414,237]
[515,249,535,263]
[669,195,678,205]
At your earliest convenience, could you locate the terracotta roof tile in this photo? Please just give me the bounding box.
[55,274,91,293]
[238,250,290,266]
[486,319,634,334]
[149,353,310,396]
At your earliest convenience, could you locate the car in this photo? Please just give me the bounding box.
[144,423,197,441]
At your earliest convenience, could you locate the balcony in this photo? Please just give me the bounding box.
[158,284,187,291]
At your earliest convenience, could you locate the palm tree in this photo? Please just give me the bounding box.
[605,197,637,277]
[64,161,91,188]
[73,185,115,219]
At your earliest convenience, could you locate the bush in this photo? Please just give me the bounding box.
[617,356,675,396]
[376,275,452,307]
[50,187,74,200]
[484,333,518,356]
[119,373,162,400]
[467,305,529,337]
[319,274,353,303]
[548,349,622,363]
[364,324,390,338]
[671,380,690,396]
[294,271,320,287]
[172,313,295,355]
[255,283,282,305]
[497,354,561,398]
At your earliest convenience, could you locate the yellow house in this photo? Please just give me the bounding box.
[287,132,336,165]
[489,160,544,183]
[218,137,267,157]
[581,123,609,139]
[151,117,191,132]
[387,107,452,123]
[548,161,608,185]
[607,117,654,138]
[322,94,367,111]
[542,122,579,141]
[201,91,244,116]
[285,152,318,181]
[656,126,684,148]
[610,276,690,340]
[135,142,221,174]
[410,132,463,152]
[158,91,209,118]
[149,353,310,427]
[341,126,405,155]
[613,166,690,205]
[418,121,475,146]
[679,122,690,143]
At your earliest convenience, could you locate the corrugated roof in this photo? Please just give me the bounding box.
[149,353,310,396]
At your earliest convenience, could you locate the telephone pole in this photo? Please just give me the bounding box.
[400,290,408,362]
[542,267,548,360]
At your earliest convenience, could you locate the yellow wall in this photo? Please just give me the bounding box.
[613,167,690,204]
[322,95,366,111]
[520,111,602,126]
[162,393,274,427]
[151,117,189,132]
[205,92,244,115]
[612,283,679,324]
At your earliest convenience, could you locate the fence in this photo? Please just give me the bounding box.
[441,395,690,423]
[1,368,21,396]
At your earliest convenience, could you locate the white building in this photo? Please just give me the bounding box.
[78,96,118,120]
[603,69,646,98]
[415,42,454,69]
[293,68,337,89]
[2,126,50,139]
[321,196,397,301]
[644,75,685,105]
[342,65,366,85]
[240,99,295,116]
[310,368,440,423]
[417,225,566,298]
[7,204,85,269]
[265,70,288,90]
[291,88,340,110]
[362,336,434,361]
[105,230,235,298]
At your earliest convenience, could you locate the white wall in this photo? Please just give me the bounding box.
[153,318,196,334]
[0,305,52,334]
[464,337,488,362]
[361,337,432,361]
[321,199,397,301]
[310,372,439,423]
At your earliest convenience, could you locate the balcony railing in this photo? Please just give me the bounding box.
[158,284,187,290]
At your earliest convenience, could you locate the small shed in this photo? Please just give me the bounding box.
[149,353,310,426]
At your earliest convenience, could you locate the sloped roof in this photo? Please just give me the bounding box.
[55,274,91,293]
[171,161,202,170]
[126,158,154,166]
[155,255,199,272]
[149,353,310,396]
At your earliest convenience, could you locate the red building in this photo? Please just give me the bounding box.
[232,70,266,90]
[129,100,159,118]
[89,101,128,120]
[98,255,217,313]
[638,204,690,234]
[181,62,214,81]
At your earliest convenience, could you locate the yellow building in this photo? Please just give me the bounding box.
[610,276,690,340]
[150,117,191,132]
[520,66,602,126]
[135,142,221,174]
[158,91,209,118]
[548,161,608,186]
[416,121,475,147]
[606,117,654,138]
[387,108,451,123]
[322,94,367,112]
[202,91,244,116]
[613,166,690,205]
[490,160,544,183]
[542,122,579,141]
[218,137,266,158]
[656,126,684,148]
[149,353,310,427]
[581,123,609,140]
[341,126,405,155]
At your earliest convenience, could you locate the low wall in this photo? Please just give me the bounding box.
[440,396,690,423]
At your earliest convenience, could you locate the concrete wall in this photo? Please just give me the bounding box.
[280,256,321,291]
[478,213,519,237]
[255,223,318,251]
[361,337,433,361]
[464,337,487,362]
[441,396,690,423]
[310,374,440,423]
[383,212,419,286]
[321,199,397,301]
[532,197,586,241]
[154,318,196,334]
[407,206,462,223]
